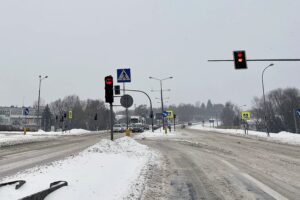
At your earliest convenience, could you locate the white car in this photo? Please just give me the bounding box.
[113,124,124,132]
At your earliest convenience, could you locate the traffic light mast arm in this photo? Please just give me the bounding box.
[208,59,300,62]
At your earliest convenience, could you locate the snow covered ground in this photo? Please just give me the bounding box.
[0,137,158,200]
[0,129,106,147]
[190,124,300,146]
[134,127,185,139]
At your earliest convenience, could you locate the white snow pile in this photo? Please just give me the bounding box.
[0,137,158,200]
[0,129,106,147]
[0,135,55,147]
[191,124,300,146]
[28,129,98,136]
[135,128,176,139]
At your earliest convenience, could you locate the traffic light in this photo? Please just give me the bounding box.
[94,113,98,120]
[105,75,114,103]
[64,113,67,118]
[233,50,247,69]
[114,85,120,95]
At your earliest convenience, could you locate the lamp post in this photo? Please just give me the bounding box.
[262,63,274,137]
[37,75,48,130]
[149,76,173,130]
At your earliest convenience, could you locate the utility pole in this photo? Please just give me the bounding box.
[37,75,48,130]
[149,76,173,131]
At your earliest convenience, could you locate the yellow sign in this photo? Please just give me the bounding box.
[241,112,251,120]
[166,110,174,119]
[69,111,73,119]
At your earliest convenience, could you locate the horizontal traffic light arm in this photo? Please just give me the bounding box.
[208,59,300,62]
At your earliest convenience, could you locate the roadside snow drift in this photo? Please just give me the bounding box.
[0,137,157,200]
[191,124,300,146]
[0,129,105,147]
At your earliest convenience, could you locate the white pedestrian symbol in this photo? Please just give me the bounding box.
[118,70,130,81]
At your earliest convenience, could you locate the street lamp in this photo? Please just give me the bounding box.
[149,76,173,129]
[37,75,48,130]
[262,63,274,137]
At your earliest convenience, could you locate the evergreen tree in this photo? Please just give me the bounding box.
[41,104,53,131]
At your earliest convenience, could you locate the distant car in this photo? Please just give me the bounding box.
[188,122,192,126]
[113,124,124,132]
[143,124,150,130]
[131,123,144,133]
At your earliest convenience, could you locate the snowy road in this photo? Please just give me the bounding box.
[139,128,300,200]
[0,133,111,178]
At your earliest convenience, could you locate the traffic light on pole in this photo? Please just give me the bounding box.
[233,50,247,69]
[105,76,114,103]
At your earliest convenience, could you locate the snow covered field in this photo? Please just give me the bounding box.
[0,137,157,200]
[190,124,300,146]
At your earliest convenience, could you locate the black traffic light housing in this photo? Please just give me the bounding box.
[233,50,247,69]
[114,85,120,95]
[105,76,114,103]
[94,113,98,120]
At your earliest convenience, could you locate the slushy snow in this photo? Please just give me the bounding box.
[190,124,300,146]
[0,137,157,200]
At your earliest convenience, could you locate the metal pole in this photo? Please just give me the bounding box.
[160,80,165,130]
[123,83,129,129]
[37,77,41,130]
[123,89,154,132]
[174,117,176,131]
[262,64,273,137]
[110,103,114,141]
[293,109,299,133]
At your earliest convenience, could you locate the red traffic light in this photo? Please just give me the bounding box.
[237,52,244,62]
[233,50,247,69]
[105,77,113,85]
[105,76,114,103]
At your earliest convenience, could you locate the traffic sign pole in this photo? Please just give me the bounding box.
[117,68,131,131]
[123,83,129,130]
[110,103,114,141]
[294,109,299,134]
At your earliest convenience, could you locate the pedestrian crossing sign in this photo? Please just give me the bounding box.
[241,112,251,120]
[69,111,73,119]
[117,68,131,83]
[166,110,174,119]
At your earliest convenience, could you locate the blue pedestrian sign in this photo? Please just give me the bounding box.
[24,107,30,116]
[162,111,168,117]
[296,109,300,117]
[117,68,131,83]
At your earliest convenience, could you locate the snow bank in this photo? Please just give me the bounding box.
[134,128,183,139]
[0,129,105,147]
[0,135,56,147]
[0,137,157,200]
[191,125,300,146]
[28,129,95,136]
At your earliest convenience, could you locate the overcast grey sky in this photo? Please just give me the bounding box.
[0,0,299,110]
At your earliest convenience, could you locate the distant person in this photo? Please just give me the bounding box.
[168,124,171,132]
